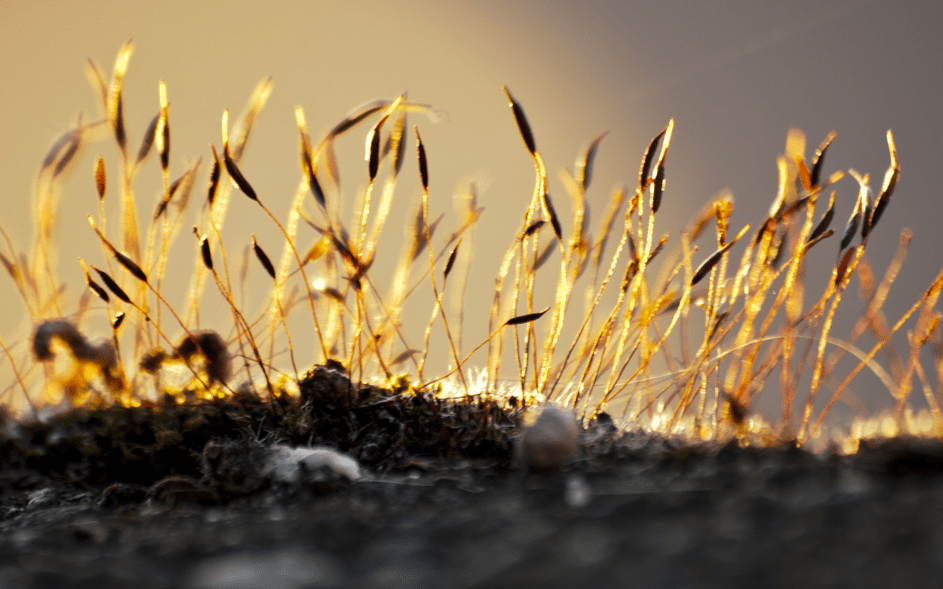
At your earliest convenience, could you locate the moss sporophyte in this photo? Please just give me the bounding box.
[2,42,939,469]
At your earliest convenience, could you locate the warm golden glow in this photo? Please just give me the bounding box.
[2,31,940,460]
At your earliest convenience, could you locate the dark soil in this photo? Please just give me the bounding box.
[3,365,943,588]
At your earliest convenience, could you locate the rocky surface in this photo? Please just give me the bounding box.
[3,368,943,588]
[3,431,943,588]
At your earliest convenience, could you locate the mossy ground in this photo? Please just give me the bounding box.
[0,363,523,500]
[3,382,943,588]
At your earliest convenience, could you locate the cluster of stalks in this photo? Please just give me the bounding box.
[2,42,941,447]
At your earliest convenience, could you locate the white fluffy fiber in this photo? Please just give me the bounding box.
[264,445,361,483]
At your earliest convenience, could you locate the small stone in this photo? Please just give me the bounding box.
[519,404,580,471]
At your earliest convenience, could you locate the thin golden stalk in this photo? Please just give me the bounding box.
[808,269,943,439]
[413,126,468,395]
[0,333,36,418]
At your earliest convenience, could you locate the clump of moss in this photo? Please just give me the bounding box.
[0,362,523,495]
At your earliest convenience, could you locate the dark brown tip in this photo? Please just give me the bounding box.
[154,171,188,220]
[502,86,537,156]
[651,162,666,213]
[112,93,127,151]
[869,134,901,234]
[93,266,132,304]
[691,248,723,287]
[443,238,461,281]
[52,132,81,177]
[809,130,837,188]
[523,219,546,238]
[207,145,221,206]
[691,241,735,287]
[391,349,418,366]
[251,234,276,280]
[136,111,160,165]
[41,129,78,172]
[94,156,106,200]
[158,80,170,171]
[541,190,563,243]
[308,166,326,210]
[804,228,834,252]
[200,236,213,271]
[807,191,835,244]
[80,259,109,303]
[331,233,359,270]
[114,250,148,283]
[575,131,607,192]
[223,142,258,202]
[159,115,170,172]
[840,205,861,251]
[638,125,668,193]
[367,124,382,181]
[835,246,856,286]
[533,241,556,271]
[415,126,429,190]
[505,307,550,326]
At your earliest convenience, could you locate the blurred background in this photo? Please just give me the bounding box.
[0,0,941,424]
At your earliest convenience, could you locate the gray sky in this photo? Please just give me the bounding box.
[1,1,941,422]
